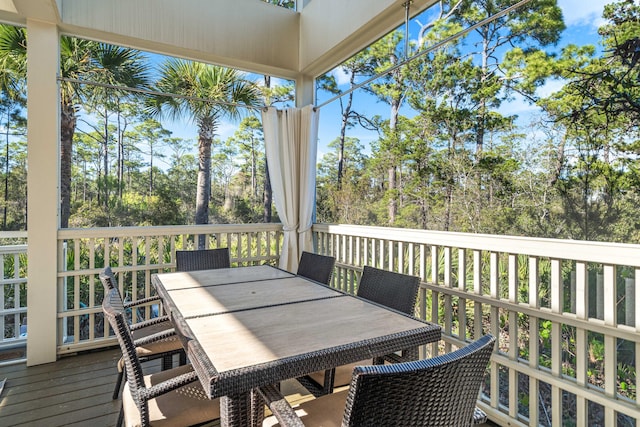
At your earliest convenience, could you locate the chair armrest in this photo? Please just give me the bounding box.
[133,328,177,347]
[257,384,305,427]
[141,368,200,400]
[129,315,171,331]
[123,295,161,309]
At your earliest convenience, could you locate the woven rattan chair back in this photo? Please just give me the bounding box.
[356,266,420,315]
[296,251,336,285]
[344,334,496,426]
[99,265,119,294]
[102,288,151,424]
[100,266,185,401]
[175,248,231,271]
[99,266,133,326]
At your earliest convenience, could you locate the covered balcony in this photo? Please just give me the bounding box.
[0,1,638,426]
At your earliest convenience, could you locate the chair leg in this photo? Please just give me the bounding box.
[117,402,124,427]
[161,354,173,370]
[295,375,325,398]
[113,370,124,400]
[322,368,335,395]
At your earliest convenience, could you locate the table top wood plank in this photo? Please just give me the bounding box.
[186,297,431,373]
[159,276,343,318]
[152,265,442,400]
[155,265,294,291]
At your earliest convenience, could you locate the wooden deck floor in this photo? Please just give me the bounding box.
[0,347,313,427]
[0,347,494,426]
[0,348,126,427]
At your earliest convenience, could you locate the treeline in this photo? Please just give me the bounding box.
[317,0,640,243]
[0,0,638,245]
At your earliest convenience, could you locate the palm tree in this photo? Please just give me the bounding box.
[59,38,149,227]
[0,25,150,228]
[0,25,27,229]
[148,59,261,246]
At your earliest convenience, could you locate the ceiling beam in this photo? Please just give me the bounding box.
[299,0,438,77]
[0,0,438,81]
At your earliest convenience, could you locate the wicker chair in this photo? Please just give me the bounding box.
[175,247,231,271]
[262,334,496,427]
[296,251,336,285]
[299,265,420,396]
[102,288,221,427]
[100,266,185,400]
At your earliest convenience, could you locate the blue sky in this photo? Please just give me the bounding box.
[314,0,612,158]
[155,0,612,166]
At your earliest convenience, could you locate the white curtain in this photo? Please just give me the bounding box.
[262,105,319,272]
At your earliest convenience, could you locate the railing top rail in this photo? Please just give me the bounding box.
[313,224,640,267]
[0,244,27,254]
[0,231,27,239]
[58,223,284,239]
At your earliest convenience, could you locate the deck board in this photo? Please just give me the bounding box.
[0,347,494,426]
[0,348,125,427]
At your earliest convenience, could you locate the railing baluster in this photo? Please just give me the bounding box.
[575,261,588,426]
[508,254,518,420]
[443,247,452,353]
[550,259,562,427]
[458,248,467,341]
[0,260,4,339]
[529,256,540,426]
[603,264,617,425]
[473,250,482,341]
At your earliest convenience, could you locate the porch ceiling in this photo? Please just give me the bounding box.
[0,0,437,80]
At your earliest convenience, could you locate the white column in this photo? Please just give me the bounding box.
[26,19,60,365]
[295,73,315,107]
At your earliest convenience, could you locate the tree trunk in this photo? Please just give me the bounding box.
[102,106,109,210]
[149,143,154,196]
[60,101,76,229]
[337,74,356,190]
[117,109,124,201]
[263,159,272,223]
[388,96,400,225]
[195,118,214,249]
[3,111,9,228]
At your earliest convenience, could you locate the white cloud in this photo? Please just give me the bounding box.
[536,78,565,98]
[558,0,609,29]
[332,67,351,86]
[498,78,565,118]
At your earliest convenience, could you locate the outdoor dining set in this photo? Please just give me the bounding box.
[100,249,495,427]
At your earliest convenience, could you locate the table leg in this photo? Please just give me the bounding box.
[220,391,264,427]
[251,388,265,427]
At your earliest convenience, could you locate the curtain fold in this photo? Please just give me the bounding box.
[262,105,319,272]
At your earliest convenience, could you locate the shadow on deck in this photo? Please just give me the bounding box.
[0,347,496,426]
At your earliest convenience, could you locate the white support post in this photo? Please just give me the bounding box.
[295,73,315,107]
[26,19,60,366]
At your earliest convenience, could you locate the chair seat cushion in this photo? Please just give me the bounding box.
[122,364,220,427]
[263,390,348,427]
[117,334,183,372]
[131,320,174,340]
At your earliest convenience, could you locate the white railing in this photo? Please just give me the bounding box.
[313,224,640,427]
[0,232,28,363]
[56,224,283,355]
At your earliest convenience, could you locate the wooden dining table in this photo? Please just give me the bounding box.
[152,264,441,427]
